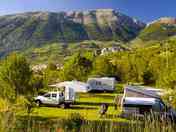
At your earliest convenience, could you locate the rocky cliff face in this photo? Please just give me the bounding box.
[148,17,176,25]
[0,9,145,56]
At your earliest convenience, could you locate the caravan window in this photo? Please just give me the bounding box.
[96,81,101,85]
[124,104,152,115]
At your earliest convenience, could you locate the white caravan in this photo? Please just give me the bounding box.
[87,77,116,92]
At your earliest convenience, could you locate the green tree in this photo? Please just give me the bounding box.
[47,62,57,71]
[91,56,115,77]
[142,69,155,85]
[30,75,45,94]
[0,53,32,98]
[60,52,92,81]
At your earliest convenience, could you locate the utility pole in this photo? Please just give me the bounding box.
[166,42,169,69]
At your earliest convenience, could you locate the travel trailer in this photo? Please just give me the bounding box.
[120,86,176,121]
[121,97,165,116]
[49,81,91,93]
[87,77,116,92]
[121,97,176,121]
[35,87,75,108]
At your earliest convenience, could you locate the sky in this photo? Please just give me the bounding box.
[0,0,175,22]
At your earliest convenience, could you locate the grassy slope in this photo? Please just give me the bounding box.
[131,23,176,48]
[138,23,176,41]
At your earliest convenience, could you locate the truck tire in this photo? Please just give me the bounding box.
[66,104,70,108]
[60,103,66,109]
[36,100,41,107]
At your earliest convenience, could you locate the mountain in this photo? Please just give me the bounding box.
[0,9,145,57]
[138,17,176,41]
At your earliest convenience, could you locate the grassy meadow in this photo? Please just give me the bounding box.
[18,92,127,122]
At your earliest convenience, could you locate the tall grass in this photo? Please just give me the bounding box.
[0,112,176,132]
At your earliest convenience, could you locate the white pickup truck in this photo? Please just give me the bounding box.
[35,88,75,108]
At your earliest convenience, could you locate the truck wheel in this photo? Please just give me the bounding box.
[60,103,67,109]
[66,104,70,108]
[36,100,41,107]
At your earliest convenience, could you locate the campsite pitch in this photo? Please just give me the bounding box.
[19,92,127,122]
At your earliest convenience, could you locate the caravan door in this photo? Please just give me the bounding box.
[65,87,75,102]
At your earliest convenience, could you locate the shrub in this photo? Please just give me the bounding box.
[142,70,155,85]
[14,96,35,114]
[115,84,124,94]
[62,113,84,131]
[0,98,10,112]
[162,90,176,109]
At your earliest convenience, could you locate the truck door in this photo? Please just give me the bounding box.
[65,87,75,101]
[42,93,51,104]
[43,93,58,105]
[51,93,59,105]
[58,93,65,104]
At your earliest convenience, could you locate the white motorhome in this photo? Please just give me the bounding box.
[87,77,116,92]
[35,87,75,108]
[50,81,91,93]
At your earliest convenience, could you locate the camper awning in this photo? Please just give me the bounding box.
[49,81,90,93]
[49,81,89,88]
[124,85,165,99]
[49,81,71,88]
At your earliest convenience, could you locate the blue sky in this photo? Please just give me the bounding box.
[0,0,175,22]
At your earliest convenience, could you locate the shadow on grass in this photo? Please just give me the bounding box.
[93,95,116,99]
[79,94,116,99]
[34,105,98,110]
[71,105,97,110]
[104,114,120,119]
[76,101,114,106]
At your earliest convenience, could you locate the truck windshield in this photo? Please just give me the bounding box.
[44,94,50,98]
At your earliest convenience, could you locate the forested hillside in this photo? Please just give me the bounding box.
[0,9,145,57]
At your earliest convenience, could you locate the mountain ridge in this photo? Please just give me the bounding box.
[1,9,176,58]
[0,9,146,57]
